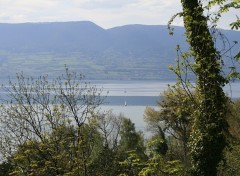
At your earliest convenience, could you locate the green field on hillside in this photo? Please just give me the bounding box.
[0,52,174,80]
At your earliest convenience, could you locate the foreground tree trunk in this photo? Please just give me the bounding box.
[180,0,229,175]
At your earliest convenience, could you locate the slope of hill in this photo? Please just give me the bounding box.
[0,21,238,80]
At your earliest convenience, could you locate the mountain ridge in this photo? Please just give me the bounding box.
[0,21,238,80]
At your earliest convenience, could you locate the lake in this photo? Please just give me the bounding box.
[93,80,240,132]
[93,80,240,98]
[98,105,151,132]
[1,80,239,133]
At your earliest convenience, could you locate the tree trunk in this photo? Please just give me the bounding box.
[180,0,229,175]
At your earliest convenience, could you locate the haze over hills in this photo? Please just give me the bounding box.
[0,21,239,80]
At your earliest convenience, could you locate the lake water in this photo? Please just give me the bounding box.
[93,80,175,97]
[1,80,240,132]
[93,80,240,132]
[93,80,240,98]
[98,105,151,132]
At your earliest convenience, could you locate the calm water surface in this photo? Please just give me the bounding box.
[95,81,240,132]
[93,80,240,98]
[1,80,240,132]
[98,105,157,132]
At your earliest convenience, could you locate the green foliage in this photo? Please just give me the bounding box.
[207,0,240,29]
[139,155,186,176]
[167,0,240,175]
[217,145,240,176]
[0,67,104,176]
[216,99,240,175]
[119,118,147,160]
[9,124,102,176]
[176,0,233,175]
[0,160,13,176]
[225,99,240,140]
[119,150,146,176]
[147,134,168,156]
[234,51,240,62]
[144,86,194,165]
[88,146,122,176]
[93,111,123,150]
[119,150,187,176]
[88,111,124,175]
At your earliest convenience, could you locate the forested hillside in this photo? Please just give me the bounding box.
[0,21,238,80]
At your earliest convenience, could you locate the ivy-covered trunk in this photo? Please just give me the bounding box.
[180,0,229,175]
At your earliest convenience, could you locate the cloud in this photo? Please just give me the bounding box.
[0,0,71,22]
[0,0,182,28]
[95,0,182,27]
[72,0,139,9]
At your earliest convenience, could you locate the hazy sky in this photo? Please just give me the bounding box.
[0,0,238,29]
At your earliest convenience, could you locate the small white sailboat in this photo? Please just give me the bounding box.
[124,100,127,106]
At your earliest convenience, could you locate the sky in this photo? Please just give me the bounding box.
[0,0,238,29]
